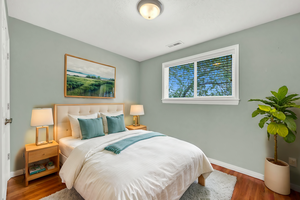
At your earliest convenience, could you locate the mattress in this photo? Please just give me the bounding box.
[59,136,89,158]
[59,130,130,157]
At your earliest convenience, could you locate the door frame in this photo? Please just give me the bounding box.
[0,0,10,199]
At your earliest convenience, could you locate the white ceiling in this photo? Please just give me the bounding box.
[7,0,300,62]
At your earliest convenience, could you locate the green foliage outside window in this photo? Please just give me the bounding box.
[169,63,194,98]
[197,55,232,96]
[168,55,232,98]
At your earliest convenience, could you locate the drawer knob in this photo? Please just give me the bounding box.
[42,153,45,156]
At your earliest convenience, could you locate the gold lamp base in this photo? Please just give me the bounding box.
[36,126,50,146]
[133,115,140,126]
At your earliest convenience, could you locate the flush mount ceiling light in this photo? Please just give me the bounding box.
[137,0,163,20]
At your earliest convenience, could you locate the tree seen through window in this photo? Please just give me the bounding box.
[197,55,232,96]
[169,63,194,98]
[168,55,232,98]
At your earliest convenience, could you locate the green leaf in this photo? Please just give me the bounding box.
[284,130,296,143]
[258,105,271,112]
[278,104,298,109]
[258,109,266,115]
[252,110,260,118]
[290,104,300,109]
[284,110,297,120]
[252,108,266,117]
[281,94,298,104]
[259,117,270,128]
[290,97,300,102]
[277,86,288,100]
[248,99,277,107]
[267,123,289,137]
[271,111,286,121]
[284,116,297,131]
[248,99,263,102]
[271,91,279,99]
[286,114,297,120]
[267,132,270,140]
[270,109,276,113]
[266,96,279,104]
[267,123,278,135]
[277,124,288,137]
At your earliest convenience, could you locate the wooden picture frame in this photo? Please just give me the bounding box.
[64,54,116,98]
[35,126,49,146]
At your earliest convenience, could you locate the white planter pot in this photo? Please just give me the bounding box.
[264,158,290,195]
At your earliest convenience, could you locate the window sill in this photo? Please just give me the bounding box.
[162,98,240,105]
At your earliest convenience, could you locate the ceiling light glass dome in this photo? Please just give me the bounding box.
[137,0,163,20]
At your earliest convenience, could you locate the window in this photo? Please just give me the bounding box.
[162,45,239,105]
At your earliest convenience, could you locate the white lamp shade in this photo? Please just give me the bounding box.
[130,105,144,115]
[31,108,54,126]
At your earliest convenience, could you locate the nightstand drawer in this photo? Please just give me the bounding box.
[28,146,57,163]
[140,127,147,130]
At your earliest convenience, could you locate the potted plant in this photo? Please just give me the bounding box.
[249,86,300,195]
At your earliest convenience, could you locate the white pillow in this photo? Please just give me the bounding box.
[68,113,98,138]
[100,111,124,134]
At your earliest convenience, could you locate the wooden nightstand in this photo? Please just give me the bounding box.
[25,141,60,186]
[126,125,147,130]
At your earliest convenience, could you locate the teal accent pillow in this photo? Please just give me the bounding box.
[78,117,105,140]
[106,114,126,134]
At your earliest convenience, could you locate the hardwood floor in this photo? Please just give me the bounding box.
[7,173,66,200]
[212,164,300,200]
[6,164,300,200]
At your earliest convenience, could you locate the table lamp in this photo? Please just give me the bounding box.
[130,105,144,126]
[31,108,54,146]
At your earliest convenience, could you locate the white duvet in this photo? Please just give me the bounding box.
[60,130,213,200]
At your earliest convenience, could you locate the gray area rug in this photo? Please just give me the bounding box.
[41,170,237,200]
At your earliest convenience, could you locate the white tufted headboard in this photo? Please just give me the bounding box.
[54,103,124,142]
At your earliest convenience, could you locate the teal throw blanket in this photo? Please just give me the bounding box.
[105,132,166,154]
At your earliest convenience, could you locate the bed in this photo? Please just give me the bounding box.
[54,103,213,200]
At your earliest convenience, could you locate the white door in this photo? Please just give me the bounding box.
[0,0,10,199]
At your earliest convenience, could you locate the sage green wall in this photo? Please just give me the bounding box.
[139,13,300,186]
[8,17,140,171]
[8,12,300,187]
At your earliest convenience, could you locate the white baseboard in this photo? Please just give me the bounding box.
[208,157,264,180]
[208,157,300,193]
[10,169,24,178]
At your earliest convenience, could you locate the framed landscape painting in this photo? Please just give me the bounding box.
[64,54,116,98]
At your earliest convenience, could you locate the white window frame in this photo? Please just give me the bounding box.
[162,44,239,105]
